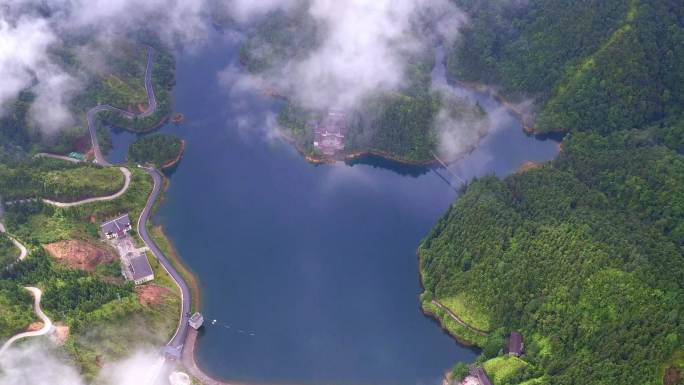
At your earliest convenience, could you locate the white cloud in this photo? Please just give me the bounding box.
[0,17,57,114]
[0,343,167,385]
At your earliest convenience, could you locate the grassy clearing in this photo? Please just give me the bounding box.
[482,356,529,385]
[42,167,124,202]
[439,293,492,332]
[422,300,487,346]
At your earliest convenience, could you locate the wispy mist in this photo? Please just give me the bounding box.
[0,343,166,385]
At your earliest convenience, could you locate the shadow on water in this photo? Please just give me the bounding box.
[343,155,431,177]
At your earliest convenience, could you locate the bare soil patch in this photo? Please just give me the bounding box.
[664,367,681,385]
[26,322,44,332]
[44,240,117,272]
[136,284,173,307]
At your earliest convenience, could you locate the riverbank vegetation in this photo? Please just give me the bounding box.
[128,134,184,168]
[449,0,684,134]
[420,122,684,385]
[0,158,124,203]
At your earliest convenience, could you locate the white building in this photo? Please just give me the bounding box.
[189,312,204,330]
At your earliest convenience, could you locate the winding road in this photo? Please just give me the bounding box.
[0,287,53,354]
[89,47,157,167]
[137,166,191,348]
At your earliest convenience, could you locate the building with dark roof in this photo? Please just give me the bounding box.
[101,214,132,239]
[469,367,493,385]
[508,331,524,356]
[128,254,154,285]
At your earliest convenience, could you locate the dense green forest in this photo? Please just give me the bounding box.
[420,122,684,384]
[0,158,124,202]
[241,8,486,162]
[128,133,184,168]
[449,0,684,134]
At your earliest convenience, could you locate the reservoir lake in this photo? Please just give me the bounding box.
[106,28,559,385]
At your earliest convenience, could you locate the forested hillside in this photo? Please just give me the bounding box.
[450,0,684,134]
[420,122,684,384]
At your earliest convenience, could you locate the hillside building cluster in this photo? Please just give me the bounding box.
[311,110,348,156]
[101,214,154,285]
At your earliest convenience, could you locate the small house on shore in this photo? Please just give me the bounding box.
[469,367,492,385]
[189,312,204,330]
[101,214,132,239]
[508,331,524,356]
[128,254,154,285]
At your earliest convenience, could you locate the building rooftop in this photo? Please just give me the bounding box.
[508,331,523,355]
[129,254,154,281]
[101,214,131,236]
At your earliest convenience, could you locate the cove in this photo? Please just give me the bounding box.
[126,28,561,385]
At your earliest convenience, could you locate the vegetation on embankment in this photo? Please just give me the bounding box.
[0,158,124,203]
[128,133,184,169]
[0,38,176,160]
[420,121,684,384]
[449,0,684,134]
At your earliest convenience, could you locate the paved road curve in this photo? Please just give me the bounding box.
[88,47,158,167]
[137,167,191,349]
[0,287,53,355]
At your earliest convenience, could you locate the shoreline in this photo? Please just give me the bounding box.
[416,251,485,350]
[276,80,562,169]
[161,139,186,170]
[452,79,568,137]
